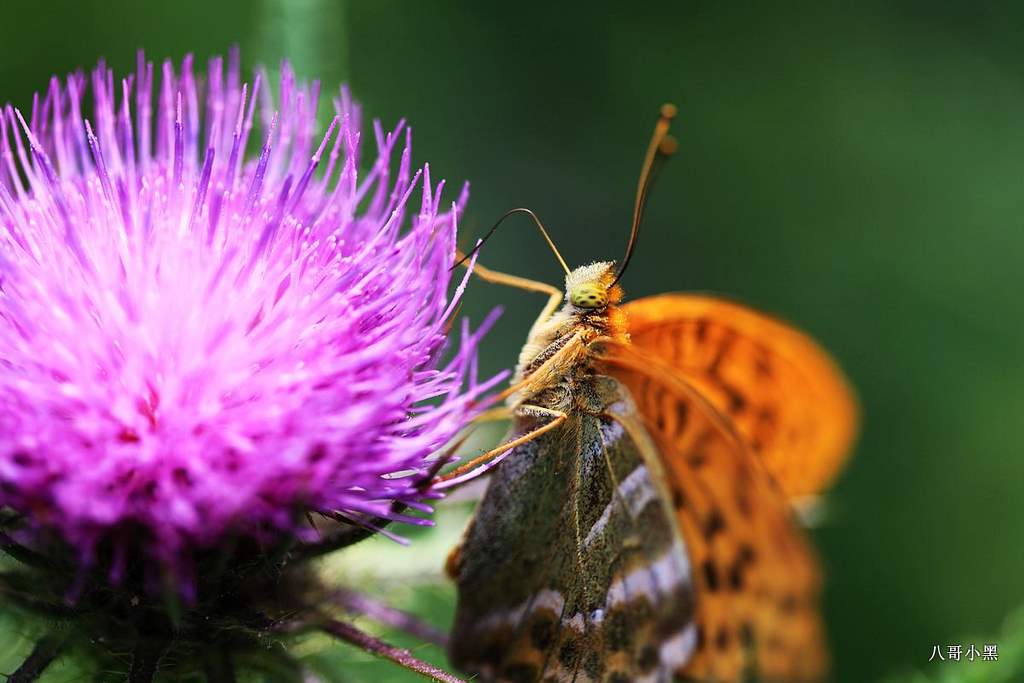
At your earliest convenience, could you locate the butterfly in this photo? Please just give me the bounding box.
[440,105,858,683]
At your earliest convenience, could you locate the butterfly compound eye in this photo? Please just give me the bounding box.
[570,283,609,309]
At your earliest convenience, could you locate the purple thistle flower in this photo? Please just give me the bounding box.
[0,49,499,582]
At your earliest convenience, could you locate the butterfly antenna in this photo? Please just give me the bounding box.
[610,103,678,287]
[452,207,571,275]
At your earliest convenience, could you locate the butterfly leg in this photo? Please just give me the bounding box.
[472,405,514,424]
[435,405,567,485]
[456,250,565,340]
[437,333,586,488]
[320,619,468,683]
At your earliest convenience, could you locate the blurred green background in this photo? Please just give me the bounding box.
[2,1,1022,682]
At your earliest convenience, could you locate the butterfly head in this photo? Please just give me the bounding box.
[570,282,608,309]
[565,261,623,312]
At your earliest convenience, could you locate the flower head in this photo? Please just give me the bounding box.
[0,50,497,581]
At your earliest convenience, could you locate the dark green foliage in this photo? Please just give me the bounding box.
[0,515,329,681]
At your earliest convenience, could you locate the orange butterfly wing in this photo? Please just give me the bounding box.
[622,294,858,499]
[602,344,828,682]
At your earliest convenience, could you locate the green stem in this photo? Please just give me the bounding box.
[329,588,448,648]
[9,636,62,683]
[320,619,466,683]
[0,531,60,570]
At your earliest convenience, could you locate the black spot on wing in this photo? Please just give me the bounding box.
[558,635,580,668]
[695,318,709,342]
[701,559,719,592]
[638,644,659,672]
[754,346,774,379]
[703,509,726,540]
[724,384,747,414]
[529,611,558,651]
[715,625,731,651]
[728,559,745,591]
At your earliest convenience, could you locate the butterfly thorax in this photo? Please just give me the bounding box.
[509,262,629,412]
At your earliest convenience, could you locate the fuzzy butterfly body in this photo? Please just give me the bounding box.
[448,262,856,682]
